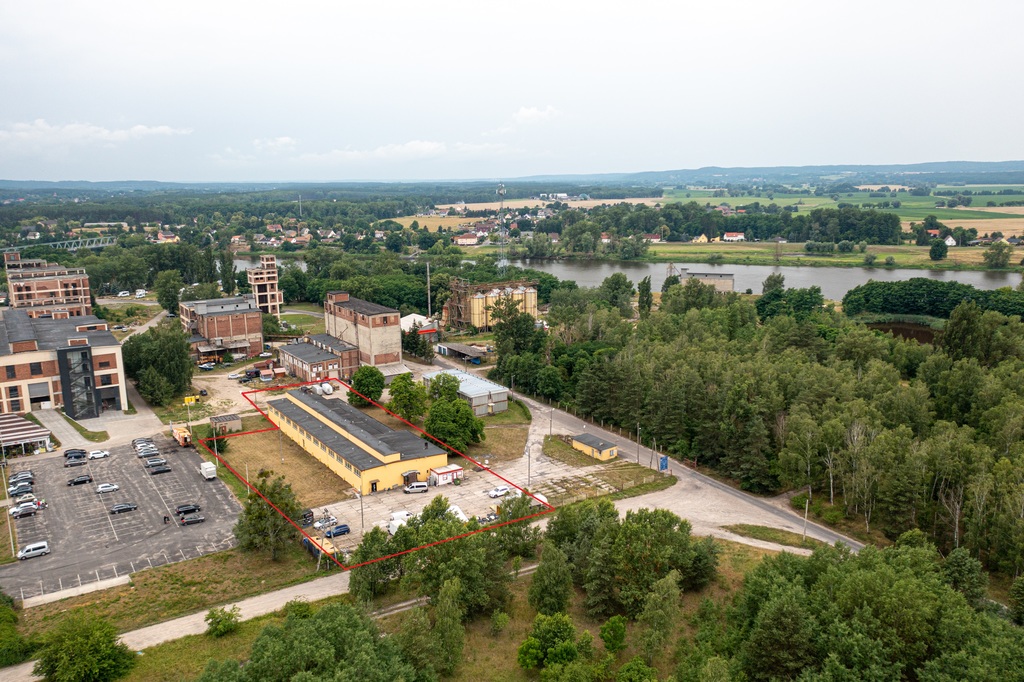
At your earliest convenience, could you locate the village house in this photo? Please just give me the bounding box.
[722,232,746,242]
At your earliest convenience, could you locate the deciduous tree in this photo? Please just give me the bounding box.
[528,542,573,615]
[233,469,301,561]
[33,613,135,682]
[348,365,385,406]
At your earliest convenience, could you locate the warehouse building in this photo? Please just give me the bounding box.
[267,389,448,494]
[179,294,264,361]
[421,368,509,416]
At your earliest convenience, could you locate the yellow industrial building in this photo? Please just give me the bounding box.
[571,433,619,461]
[267,389,448,494]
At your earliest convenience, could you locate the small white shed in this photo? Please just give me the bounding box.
[428,464,465,487]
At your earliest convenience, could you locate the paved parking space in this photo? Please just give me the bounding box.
[0,434,241,601]
[305,464,537,559]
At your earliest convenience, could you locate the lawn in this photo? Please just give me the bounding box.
[0,513,16,564]
[16,544,321,637]
[214,426,353,509]
[723,523,827,550]
[481,399,531,426]
[59,412,109,443]
[542,435,601,467]
[280,312,325,336]
[465,426,529,464]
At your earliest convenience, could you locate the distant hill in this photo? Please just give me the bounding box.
[3,161,1024,195]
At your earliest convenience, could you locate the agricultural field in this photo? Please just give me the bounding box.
[390,215,479,233]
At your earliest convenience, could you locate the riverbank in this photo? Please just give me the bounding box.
[489,241,1021,272]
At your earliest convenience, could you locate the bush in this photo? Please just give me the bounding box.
[0,623,32,667]
[821,506,845,525]
[863,254,877,265]
[790,493,808,512]
[284,599,313,620]
[884,256,896,266]
[205,605,241,637]
[491,610,510,636]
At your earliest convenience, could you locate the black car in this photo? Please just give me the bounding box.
[8,473,34,485]
[149,466,172,476]
[67,474,94,486]
[9,470,34,482]
[175,503,201,515]
[7,484,33,497]
[64,449,86,458]
[64,458,87,468]
[11,507,36,519]
[110,503,138,514]
[179,513,205,526]
[199,389,208,396]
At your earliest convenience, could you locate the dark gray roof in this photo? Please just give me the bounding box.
[0,309,118,355]
[267,390,444,472]
[210,414,241,424]
[329,292,397,316]
[308,333,357,354]
[573,433,618,452]
[279,343,339,365]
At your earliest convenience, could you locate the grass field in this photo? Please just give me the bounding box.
[723,523,826,550]
[466,426,529,464]
[279,312,325,335]
[0,513,16,564]
[390,215,478,233]
[543,435,601,467]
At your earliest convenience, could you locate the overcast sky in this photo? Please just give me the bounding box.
[2,1,1021,183]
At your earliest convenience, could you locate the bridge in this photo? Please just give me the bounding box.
[1,236,117,253]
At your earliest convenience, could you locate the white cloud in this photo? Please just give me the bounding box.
[512,105,559,125]
[252,136,297,152]
[0,119,191,147]
[300,140,447,163]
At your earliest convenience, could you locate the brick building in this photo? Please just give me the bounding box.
[3,252,92,318]
[0,309,127,419]
[277,333,359,383]
[323,291,402,367]
[179,295,264,362]
[246,255,283,317]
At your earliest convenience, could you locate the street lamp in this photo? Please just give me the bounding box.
[549,407,554,436]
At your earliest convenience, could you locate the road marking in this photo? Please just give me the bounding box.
[106,514,120,541]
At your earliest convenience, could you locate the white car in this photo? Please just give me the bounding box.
[88,450,110,459]
[117,291,131,297]
[313,515,338,530]
[227,373,242,379]
[259,351,273,358]
[9,501,39,516]
[96,483,119,494]
[488,485,511,499]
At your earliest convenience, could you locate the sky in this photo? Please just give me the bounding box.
[1,1,1022,183]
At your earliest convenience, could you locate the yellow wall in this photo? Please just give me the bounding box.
[269,403,448,495]
[571,439,617,462]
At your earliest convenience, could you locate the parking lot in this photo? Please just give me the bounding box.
[303,462,541,561]
[0,434,241,600]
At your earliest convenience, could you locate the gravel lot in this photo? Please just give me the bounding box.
[0,434,241,600]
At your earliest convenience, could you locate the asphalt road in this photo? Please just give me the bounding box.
[0,434,241,600]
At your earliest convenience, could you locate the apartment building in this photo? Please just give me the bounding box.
[3,252,92,318]
[0,309,127,419]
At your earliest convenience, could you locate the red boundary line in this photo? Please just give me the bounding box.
[194,376,555,571]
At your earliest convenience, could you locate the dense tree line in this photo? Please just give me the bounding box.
[494,274,1024,576]
[844,278,1024,318]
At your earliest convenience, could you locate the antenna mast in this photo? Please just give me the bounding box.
[496,182,508,275]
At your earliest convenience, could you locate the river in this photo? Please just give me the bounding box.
[512,260,1023,301]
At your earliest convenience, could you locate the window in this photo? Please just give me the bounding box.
[10,400,21,411]
[98,361,110,368]
[29,363,42,376]
[4,366,14,379]
[100,375,112,386]
[9,386,18,398]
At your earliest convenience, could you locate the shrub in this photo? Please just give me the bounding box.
[491,610,510,636]
[284,599,313,620]
[790,493,808,512]
[884,256,896,266]
[205,605,241,637]
[864,254,877,265]
[821,506,845,525]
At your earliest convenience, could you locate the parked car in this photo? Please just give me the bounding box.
[63,448,87,458]
[175,503,201,515]
[131,438,153,447]
[198,363,215,371]
[8,484,33,497]
[149,466,172,476]
[13,493,38,505]
[8,472,34,485]
[135,447,159,457]
[259,351,273,358]
[96,483,119,494]
[404,482,428,494]
[179,513,205,526]
[313,515,338,530]
[198,389,208,396]
[117,291,131,297]
[239,377,252,384]
[488,485,511,498]
[144,457,167,468]
[16,541,49,560]
[88,450,110,459]
[325,524,351,538]
[64,457,87,468]
[227,373,242,379]
[9,470,34,483]
[110,503,138,514]
[67,474,94,486]
[166,312,177,318]
[9,502,38,517]
[11,505,37,519]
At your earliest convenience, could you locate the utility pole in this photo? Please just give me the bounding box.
[637,424,641,464]
[426,261,431,317]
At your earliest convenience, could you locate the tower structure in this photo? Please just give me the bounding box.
[247,255,283,317]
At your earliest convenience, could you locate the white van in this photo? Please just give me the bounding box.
[117,291,130,298]
[404,481,428,494]
[17,541,50,560]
